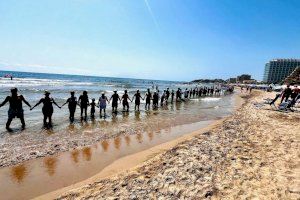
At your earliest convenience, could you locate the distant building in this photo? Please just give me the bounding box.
[263,59,300,84]
[237,74,251,83]
[243,79,257,84]
[227,78,237,83]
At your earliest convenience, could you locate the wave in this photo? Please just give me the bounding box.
[200,97,221,102]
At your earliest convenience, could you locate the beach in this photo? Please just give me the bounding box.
[50,90,300,199]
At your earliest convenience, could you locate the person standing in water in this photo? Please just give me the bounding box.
[90,98,97,119]
[61,91,77,123]
[98,93,109,118]
[122,90,132,112]
[153,91,159,109]
[78,91,89,120]
[0,88,31,131]
[160,90,166,106]
[110,90,121,113]
[132,90,144,111]
[171,90,175,103]
[31,91,61,128]
[145,89,152,110]
[165,88,170,103]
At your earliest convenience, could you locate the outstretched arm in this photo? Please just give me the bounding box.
[21,95,31,108]
[61,99,69,107]
[0,96,10,108]
[52,99,61,109]
[31,99,43,110]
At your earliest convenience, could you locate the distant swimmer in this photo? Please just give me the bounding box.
[98,93,109,118]
[61,91,77,123]
[0,88,31,131]
[90,98,97,119]
[171,90,175,103]
[31,91,61,128]
[110,90,121,113]
[122,90,132,112]
[145,89,152,110]
[78,91,89,120]
[132,90,144,111]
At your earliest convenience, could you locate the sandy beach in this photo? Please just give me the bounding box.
[51,90,300,199]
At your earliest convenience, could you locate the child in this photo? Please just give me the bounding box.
[90,98,97,119]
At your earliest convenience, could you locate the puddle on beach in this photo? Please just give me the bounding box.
[0,120,213,200]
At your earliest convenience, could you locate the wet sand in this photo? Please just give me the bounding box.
[48,90,299,199]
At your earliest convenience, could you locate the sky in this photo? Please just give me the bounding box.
[0,0,300,81]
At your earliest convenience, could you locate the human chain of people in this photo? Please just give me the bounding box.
[0,86,234,132]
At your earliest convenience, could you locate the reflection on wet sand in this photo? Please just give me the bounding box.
[147,131,154,141]
[10,164,27,183]
[82,147,92,161]
[114,137,121,150]
[125,135,131,146]
[101,140,109,152]
[44,157,57,176]
[71,150,80,164]
[136,133,143,143]
[134,111,141,121]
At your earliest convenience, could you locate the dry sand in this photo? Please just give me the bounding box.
[54,90,300,199]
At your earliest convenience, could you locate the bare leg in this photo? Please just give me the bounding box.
[6,117,13,131]
[43,115,47,127]
[49,116,52,127]
[20,117,26,129]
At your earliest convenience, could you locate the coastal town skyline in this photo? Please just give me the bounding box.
[1,0,300,81]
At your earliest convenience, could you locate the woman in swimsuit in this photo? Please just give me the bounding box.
[0,88,31,131]
[132,90,144,111]
[31,91,61,128]
[145,89,152,110]
[98,93,109,117]
[122,90,132,112]
[78,91,89,120]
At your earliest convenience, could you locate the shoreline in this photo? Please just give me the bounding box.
[35,93,244,199]
[45,90,299,199]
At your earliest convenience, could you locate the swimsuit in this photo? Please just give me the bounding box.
[99,96,107,109]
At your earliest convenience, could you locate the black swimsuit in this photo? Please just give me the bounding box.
[42,97,54,117]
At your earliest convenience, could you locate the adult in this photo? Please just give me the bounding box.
[31,91,61,128]
[145,89,152,110]
[132,90,144,111]
[122,90,132,112]
[61,91,77,123]
[165,88,170,103]
[280,85,292,103]
[110,90,121,113]
[78,91,89,120]
[98,93,109,117]
[0,88,31,131]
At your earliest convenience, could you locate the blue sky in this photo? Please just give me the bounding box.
[0,0,300,81]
